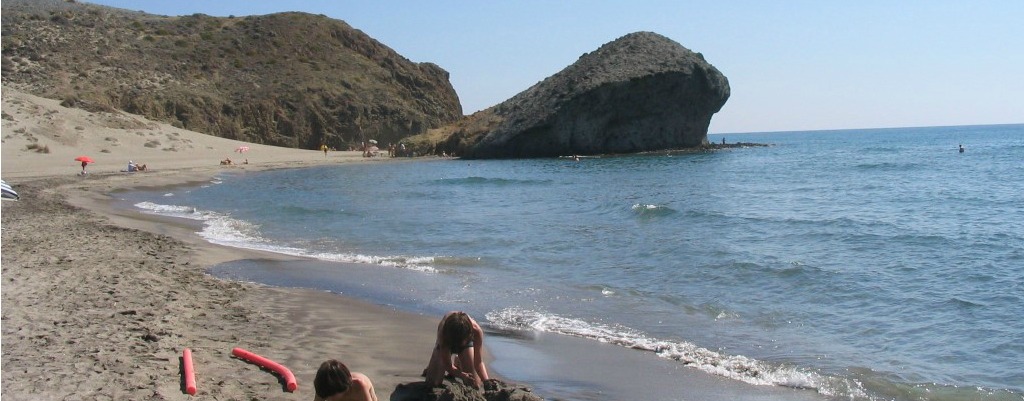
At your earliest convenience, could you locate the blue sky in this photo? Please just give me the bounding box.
[84,1,1023,134]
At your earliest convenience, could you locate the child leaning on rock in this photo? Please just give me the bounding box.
[423,311,490,389]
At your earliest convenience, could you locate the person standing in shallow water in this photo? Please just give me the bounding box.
[959,144,965,153]
[423,311,490,389]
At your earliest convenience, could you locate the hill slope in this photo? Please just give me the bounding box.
[1,0,462,150]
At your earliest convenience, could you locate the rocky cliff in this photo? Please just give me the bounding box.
[1,0,462,150]
[415,32,729,159]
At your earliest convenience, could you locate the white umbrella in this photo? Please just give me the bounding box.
[368,139,378,145]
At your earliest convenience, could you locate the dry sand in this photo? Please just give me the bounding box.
[1,88,368,180]
[1,87,443,400]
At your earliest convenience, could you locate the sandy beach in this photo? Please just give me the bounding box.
[2,87,443,400]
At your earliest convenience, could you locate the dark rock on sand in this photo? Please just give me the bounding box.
[420,31,729,159]
[391,379,544,401]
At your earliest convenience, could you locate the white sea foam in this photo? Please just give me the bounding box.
[485,307,870,398]
[307,251,439,273]
[134,202,202,219]
[630,203,676,217]
[134,201,439,273]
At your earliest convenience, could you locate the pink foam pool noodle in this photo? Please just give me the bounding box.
[231,347,298,392]
[183,348,197,395]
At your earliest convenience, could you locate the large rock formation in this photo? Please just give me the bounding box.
[1,0,461,150]
[420,32,729,159]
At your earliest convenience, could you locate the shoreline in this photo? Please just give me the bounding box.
[110,169,832,401]
[3,86,834,400]
[1,86,518,400]
[1,170,447,400]
[2,169,829,401]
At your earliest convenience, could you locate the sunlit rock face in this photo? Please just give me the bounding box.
[462,32,730,159]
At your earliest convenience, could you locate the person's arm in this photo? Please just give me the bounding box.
[470,318,490,383]
[425,344,457,386]
[425,313,459,386]
[437,312,462,376]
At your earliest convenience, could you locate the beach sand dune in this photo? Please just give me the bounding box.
[2,86,362,179]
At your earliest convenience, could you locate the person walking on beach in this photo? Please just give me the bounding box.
[313,359,378,401]
[80,160,89,175]
[423,311,490,389]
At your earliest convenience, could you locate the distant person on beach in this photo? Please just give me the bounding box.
[322,144,329,157]
[80,160,88,175]
[124,161,147,172]
[423,311,490,389]
[722,137,726,145]
[313,359,378,401]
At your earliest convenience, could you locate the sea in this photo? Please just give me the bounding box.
[120,124,1024,401]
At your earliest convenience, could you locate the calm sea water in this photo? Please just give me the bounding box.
[126,124,1023,401]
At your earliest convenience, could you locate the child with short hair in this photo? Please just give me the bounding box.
[423,311,490,389]
[313,359,377,401]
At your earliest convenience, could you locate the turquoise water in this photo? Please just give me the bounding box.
[127,124,1024,400]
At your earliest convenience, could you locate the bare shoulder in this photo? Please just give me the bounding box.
[345,372,376,401]
[351,372,373,386]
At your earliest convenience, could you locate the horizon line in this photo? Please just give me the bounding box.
[711,122,1024,136]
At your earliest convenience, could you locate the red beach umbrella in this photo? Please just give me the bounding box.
[74,156,95,163]
[235,146,250,153]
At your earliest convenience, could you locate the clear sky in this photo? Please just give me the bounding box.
[83,1,1023,134]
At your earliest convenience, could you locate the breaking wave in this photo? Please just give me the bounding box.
[486,307,873,399]
[134,201,440,273]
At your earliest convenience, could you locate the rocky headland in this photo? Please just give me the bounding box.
[409,32,730,159]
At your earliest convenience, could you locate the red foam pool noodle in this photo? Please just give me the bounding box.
[183,348,197,395]
[231,347,298,392]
